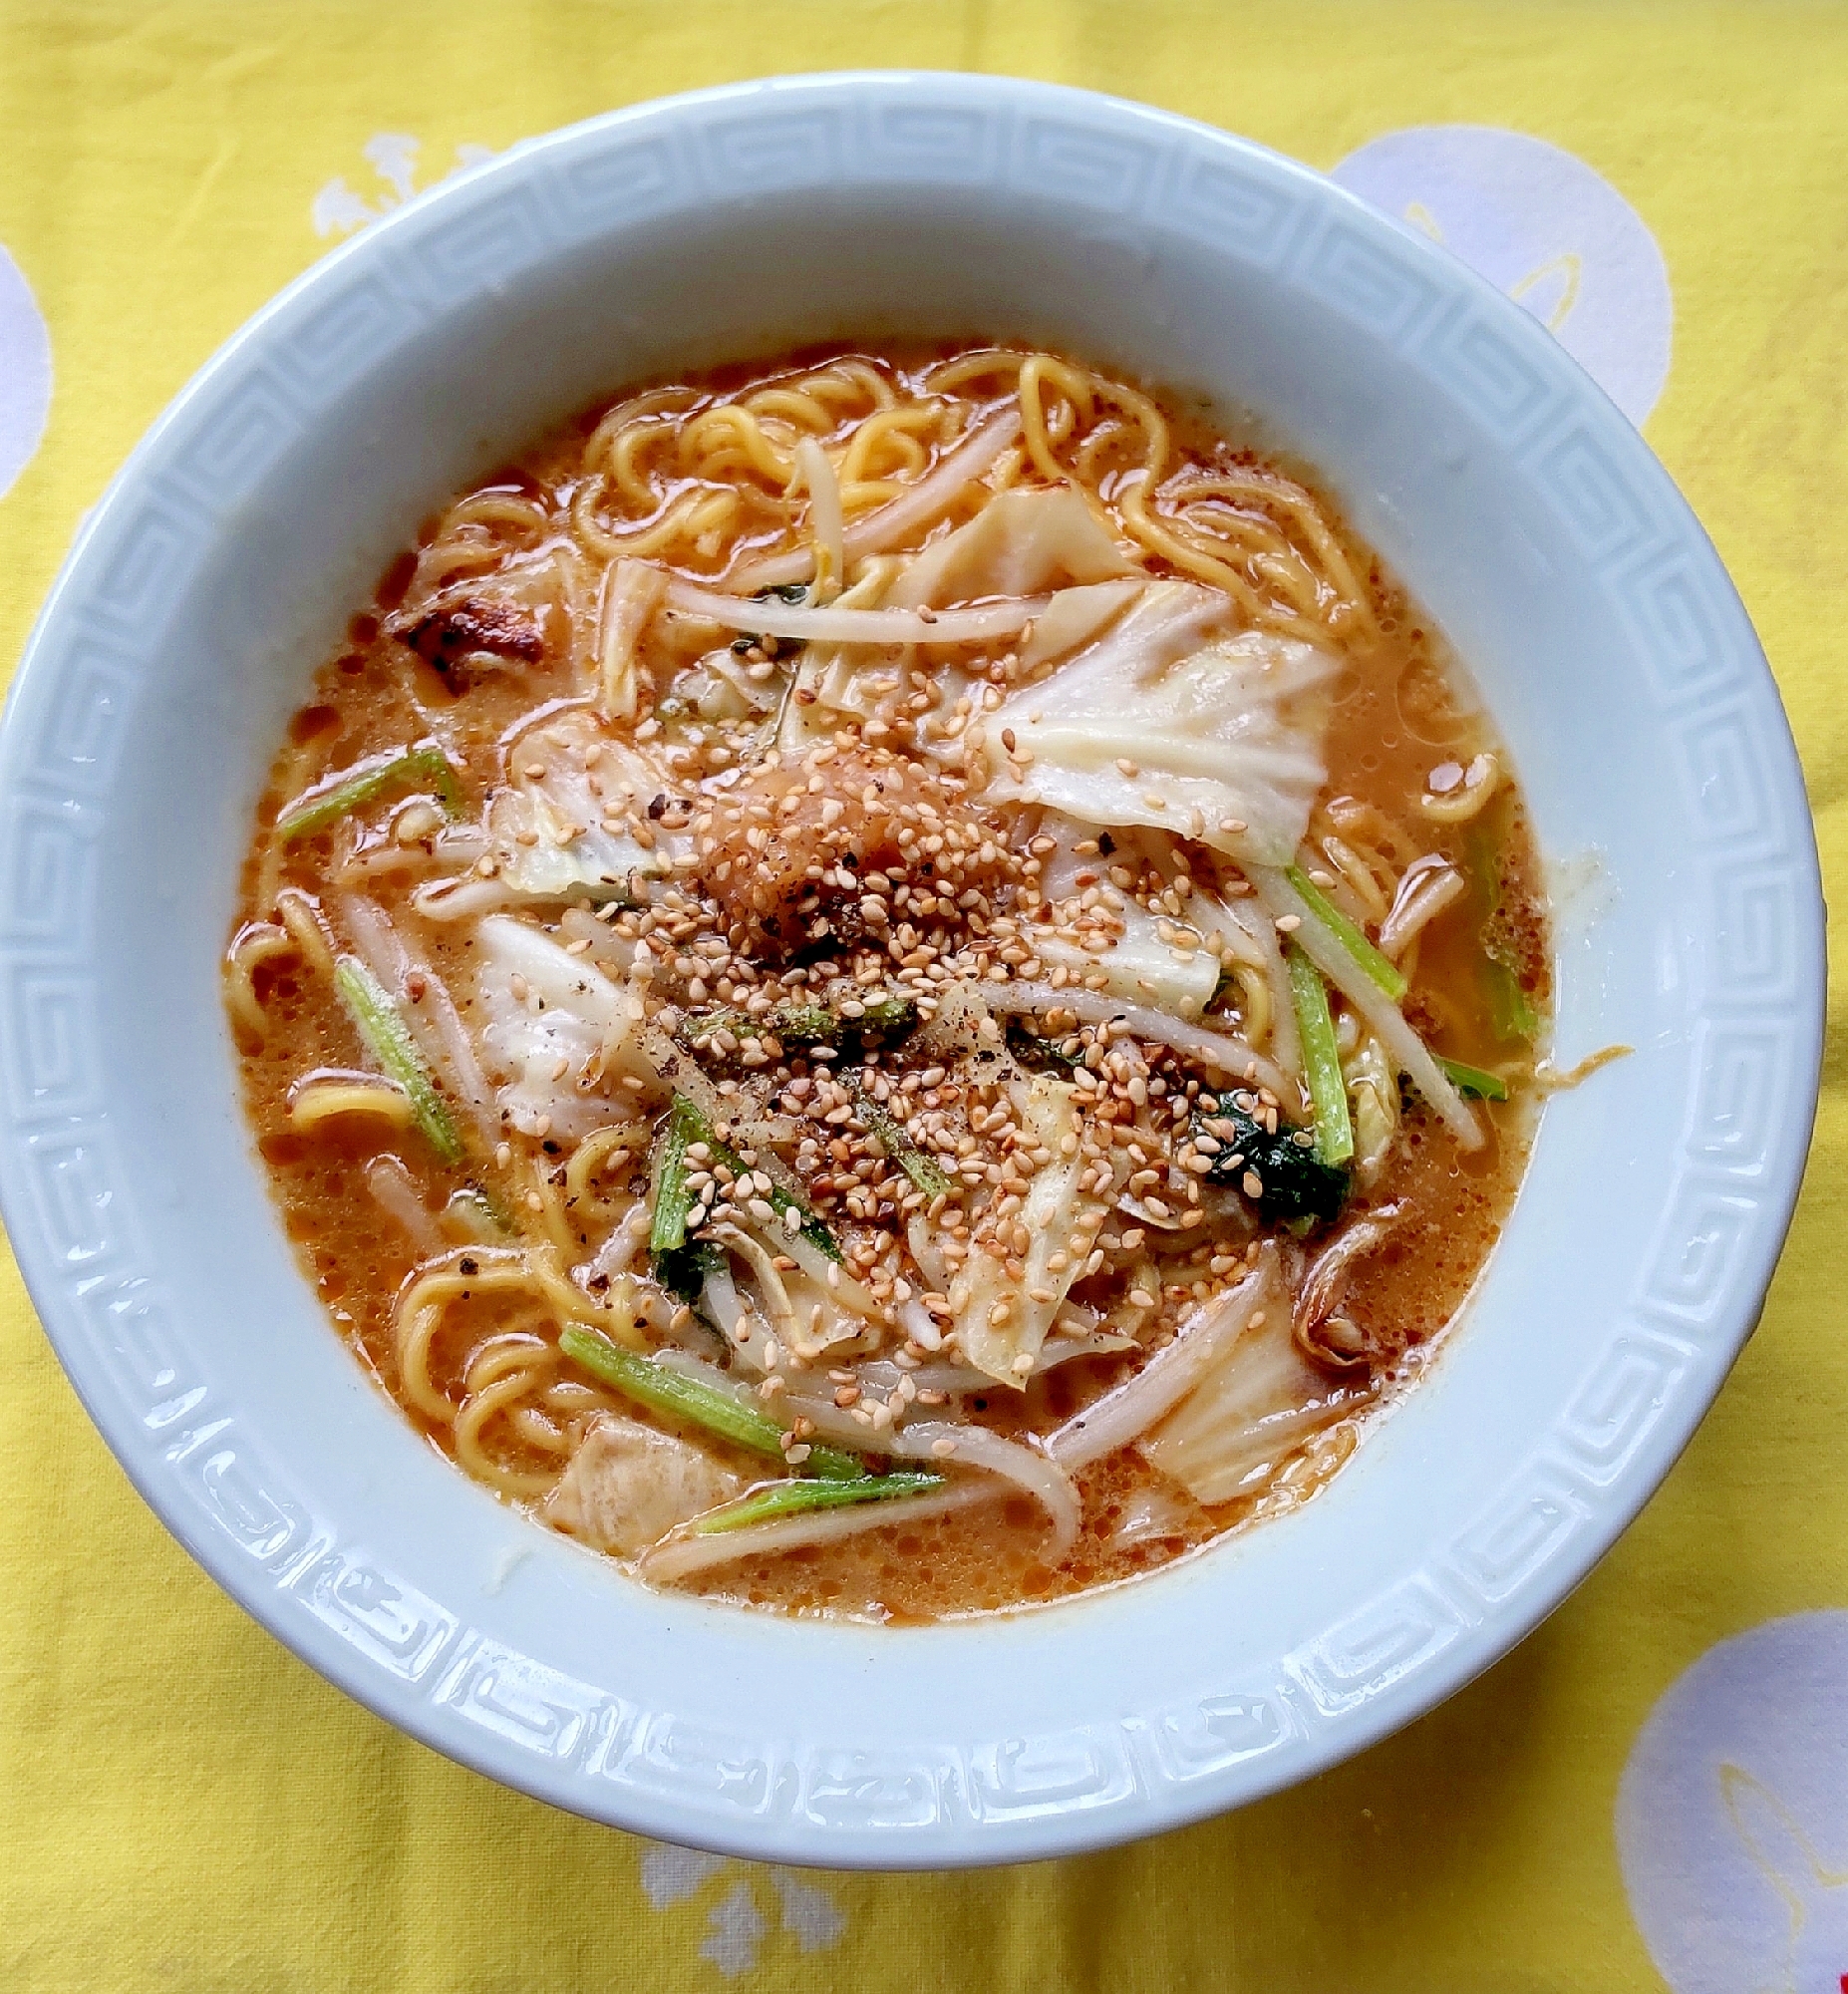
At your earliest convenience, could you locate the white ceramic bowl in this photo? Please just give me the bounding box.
[0,73,1823,1866]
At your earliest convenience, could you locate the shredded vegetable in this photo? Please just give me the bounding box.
[1287,946,1355,1167]
[278,744,461,844]
[559,1327,864,1480]
[680,993,916,1060]
[845,1079,952,1198]
[1284,865,1407,1001]
[652,1092,840,1264]
[1436,1056,1510,1102]
[332,956,464,1163]
[1463,820,1540,1044]
[649,1095,701,1255]
[690,1471,946,1534]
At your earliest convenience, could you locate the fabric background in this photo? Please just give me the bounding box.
[0,6,1842,1989]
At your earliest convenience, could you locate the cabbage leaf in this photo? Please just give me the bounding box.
[952,1074,1107,1387]
[422,712,676,918]
[885,486,1134,607]
[1137,1295,1358,1503]
[473,913,645,1139]
[984,580,1340,868]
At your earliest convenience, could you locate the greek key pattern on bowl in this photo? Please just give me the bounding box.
[0,76,1817,1857]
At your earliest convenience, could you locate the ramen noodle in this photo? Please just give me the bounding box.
[225,345,1550,1620]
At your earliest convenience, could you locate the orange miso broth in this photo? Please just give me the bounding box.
[225,344,1548,1622]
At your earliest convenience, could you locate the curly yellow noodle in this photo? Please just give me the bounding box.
[836,407,938,486]
[414,536,511,597]
[1228,960,1272,1051]
[455,1351,565,1496]
[463,1330,553,1394]
[288,1078,417,1136]
[564,1125,648,1217]
[921,347,1026,395]
[678,405,793,486]
[275,888,337,981]
[507,1404,574,1454]
[1170,470,1376,633]
[570,480,709,562]
[743,387,835,431]
[1018,353,1097,484]
[795,358,896,410]
[1324,796,1420,872]
[1419,751,1503,825]
[835,478,906,511]
[1167,492,1296,560]
[1101,373,1170,478]
[686,489,742,537]
[1317,832,1394,923]
[541,1379,605,1419]
[518,1153,578,1257]
[1116,473,1269,617]
[607,415,683,511]
[985,445,1028,496]
[584,384,703,478]
[395,1254,542,1423]
[1249,546,1333,625]
[395,1244,647,1426]
[1073,417,1143,487]
[1025,353,1098,427]
[222,921,293,1047]
[443,492,551,545]
[1117,475,1330,645]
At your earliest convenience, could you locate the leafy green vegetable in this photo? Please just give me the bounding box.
[332,956,464,1164]
[690,1471,946,1534]
[1207,963,1241,1015]
[558,1327,864,1480]
[443,1187,507,1241]
[844,1079,951,1198]
[1195,1094,1349,1227]
[652,1238,723,1309]
[1005,1022,1081,1073]
[1284,866,1407,1002]
[649,1095,701,1255]
[650,1092,840,1264]
[1436,1056,1509,1102]
[679,993,917,1061]
[1287,946,1355,1167]
[732,581,810,654]
[1484,962,1539,1044]
[278,744,462,844]
[1463,820,1540,1045]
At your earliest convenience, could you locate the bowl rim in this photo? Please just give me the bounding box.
[0,69,1825,1866]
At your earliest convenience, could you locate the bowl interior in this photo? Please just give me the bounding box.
[0,74,1820,1865]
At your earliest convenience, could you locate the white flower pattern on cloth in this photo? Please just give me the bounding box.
[1332,125,1673,427]
[639,1841,846,1978]
[1618,1612,1848,1993]
[0,243,52,502]
[311,135,497,239]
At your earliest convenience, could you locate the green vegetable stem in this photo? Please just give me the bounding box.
[559,1327,864,1480]
[333,955,464,1164]
[278,743,462,844]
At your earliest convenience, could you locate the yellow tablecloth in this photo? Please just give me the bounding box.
[0,7,1842,1988]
